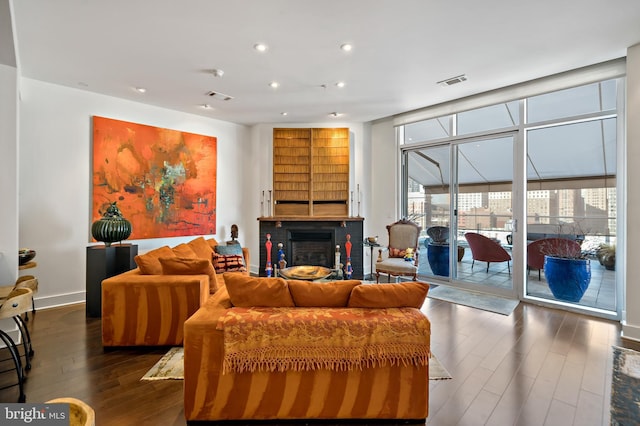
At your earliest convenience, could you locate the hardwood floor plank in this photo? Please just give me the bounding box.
[456,389,501,426]
[573,389,605,426]
[485,373,535,426]
[553,360,583,406]
[543,399,576,426]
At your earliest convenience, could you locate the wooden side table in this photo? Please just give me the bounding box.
[363,240,381,280]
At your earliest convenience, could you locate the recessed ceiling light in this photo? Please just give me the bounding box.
[269,81,279,88]
[254,43,268,52]
[135,87,146,93]
[201,104,212,109]
[330,112,342,118]
[336,82,345,88]
[281,112,288,116]
[340,43,353,52]
[211,69,224,78]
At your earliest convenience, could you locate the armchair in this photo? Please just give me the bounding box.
[375,219,422,283]
[464,232,511,273]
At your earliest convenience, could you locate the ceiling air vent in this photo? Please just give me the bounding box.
[206,91,233,101]
[437,74,468,87]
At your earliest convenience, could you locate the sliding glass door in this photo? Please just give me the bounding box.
[454,135,515,294]
[405,134,516,297]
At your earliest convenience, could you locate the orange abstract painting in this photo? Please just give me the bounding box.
[92,116,217,240]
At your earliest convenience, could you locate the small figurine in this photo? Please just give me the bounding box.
[265,234,273,277]
[227,224,240,245]
[277,242,287,270]
[404,247,415,262]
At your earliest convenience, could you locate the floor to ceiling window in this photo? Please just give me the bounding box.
[400,77,621,319]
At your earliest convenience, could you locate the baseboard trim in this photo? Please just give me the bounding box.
[622,321,640,342]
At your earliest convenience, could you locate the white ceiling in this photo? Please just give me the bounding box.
[5,0,640,125]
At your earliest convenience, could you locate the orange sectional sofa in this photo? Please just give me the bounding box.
[101,237,249,347]
[183,274,431,422]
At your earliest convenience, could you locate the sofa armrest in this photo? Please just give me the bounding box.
[242,247,250,275]
[102,274,210,346]
[184,286,230,417]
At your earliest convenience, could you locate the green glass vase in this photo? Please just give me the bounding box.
[91,202,132,246]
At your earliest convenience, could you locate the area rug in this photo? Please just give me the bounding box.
[141,347,451,381]
[428,286,519,316]
[610,345,640,425]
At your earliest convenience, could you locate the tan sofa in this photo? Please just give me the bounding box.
[183,274,431,422]
[101,237,249,347]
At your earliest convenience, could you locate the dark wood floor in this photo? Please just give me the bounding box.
[0,298,632,426]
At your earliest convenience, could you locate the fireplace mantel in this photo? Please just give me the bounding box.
[258,217,364,278]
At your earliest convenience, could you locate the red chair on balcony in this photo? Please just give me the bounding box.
[464,232,511,273]
[527,238,581,280]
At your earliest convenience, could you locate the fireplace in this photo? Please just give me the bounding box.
[289,230,334,268]
[258,218,364,279]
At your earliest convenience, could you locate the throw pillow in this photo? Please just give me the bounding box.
[187,236,214,260]
[212,253,247,274]
[172,243,198,258]
[288,280,361,307]
[389,247,408,258]
[224,274,295,307]
[214,244,243,256]
[158,257,219,292]
[347,281,430,308]
[134,246,176,275]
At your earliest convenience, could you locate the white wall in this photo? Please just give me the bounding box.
[0,64,18,285]
[18,78,251,308]
[623,43,640,341]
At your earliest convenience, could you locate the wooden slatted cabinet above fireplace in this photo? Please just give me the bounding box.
[273,127,349,217]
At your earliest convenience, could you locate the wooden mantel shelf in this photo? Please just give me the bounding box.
[258,216,363,222]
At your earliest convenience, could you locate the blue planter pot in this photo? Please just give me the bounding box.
[427,243,449,277]
[544,255,591,302]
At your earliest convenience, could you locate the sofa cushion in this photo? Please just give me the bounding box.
[212,253,247,274]
[134,246,176,275]
[224,274,294,307]
[287,280,361,307]
[172,243,198,258]
[159,257,219,292]
[347,282,429,308]
[188,237,214,260]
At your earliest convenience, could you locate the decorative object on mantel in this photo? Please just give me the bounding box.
[91,202,132,247]
[345,234,353,279]
[18,248,36,266]
[334,245,341,271]
[277,242,287,273]
[227,224,240,245]
[265,234,273,277]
